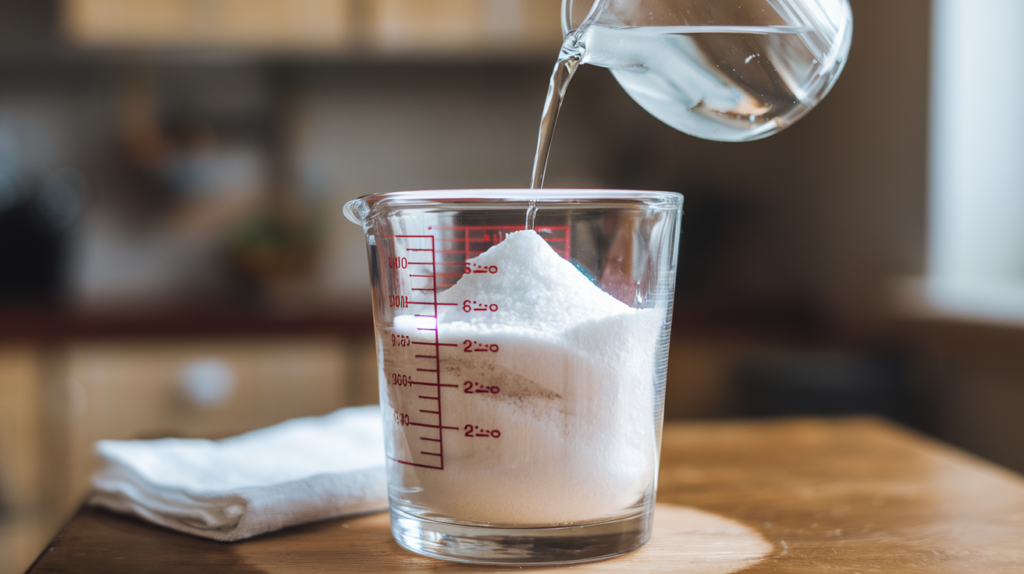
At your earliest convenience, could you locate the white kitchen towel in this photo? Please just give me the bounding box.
[89,405,388,542]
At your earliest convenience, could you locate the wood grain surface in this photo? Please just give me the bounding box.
[28,418,1024,573]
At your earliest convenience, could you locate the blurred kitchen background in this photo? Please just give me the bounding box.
[2,0,1023,571]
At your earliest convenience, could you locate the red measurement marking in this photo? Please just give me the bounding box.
[387,456,441,470]
[439,236,567,243]
[409,423,459,430]
[465,262,499,274]
[391,233,468,470]
[432,231,445,470]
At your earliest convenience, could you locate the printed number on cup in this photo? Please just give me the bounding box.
[464,424,501,438]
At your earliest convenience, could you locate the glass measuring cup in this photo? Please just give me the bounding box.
[561,0,853,141]
[345,190,682,565]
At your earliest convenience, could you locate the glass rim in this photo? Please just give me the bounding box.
[344,189,683,225]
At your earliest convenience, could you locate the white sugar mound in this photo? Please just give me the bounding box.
[385,230,663,525]
[438,231,634,332]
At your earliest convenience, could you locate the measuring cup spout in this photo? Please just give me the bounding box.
[343,197,371,227]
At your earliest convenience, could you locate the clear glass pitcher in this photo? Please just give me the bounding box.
[344,189,683,565]
[561,0,853,141]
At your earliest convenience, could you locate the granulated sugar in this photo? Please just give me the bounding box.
[386,230,663,525]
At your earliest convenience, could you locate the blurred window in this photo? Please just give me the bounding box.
[926,0,1024,319]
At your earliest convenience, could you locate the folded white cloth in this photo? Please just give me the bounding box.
[89,405,388,541]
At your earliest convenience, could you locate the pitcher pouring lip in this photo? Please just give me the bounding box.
[563,0,609,39]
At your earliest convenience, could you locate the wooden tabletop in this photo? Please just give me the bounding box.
[28,418,1024,573]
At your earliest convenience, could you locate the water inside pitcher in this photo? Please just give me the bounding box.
[561,0,853,142]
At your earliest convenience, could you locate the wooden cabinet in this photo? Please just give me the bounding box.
[369,0,560,55]
[63,0,353,50]
[0,335,371,574]
[61,0,562,56]
[61,338,350,504]
[0,346,41,512]
[0,346,51,574]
